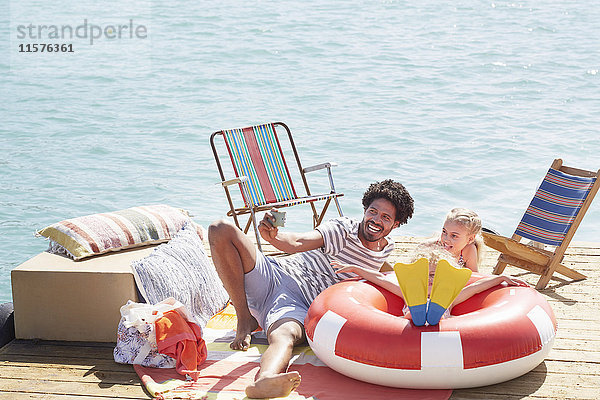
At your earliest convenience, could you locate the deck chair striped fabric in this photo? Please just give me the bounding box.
[515,168,596,247]
[211,122,343,250]
[483,159,600,289]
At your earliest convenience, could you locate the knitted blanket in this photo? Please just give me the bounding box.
[131,222,229,327]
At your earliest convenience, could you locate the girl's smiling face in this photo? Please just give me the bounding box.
[440,220,474,257]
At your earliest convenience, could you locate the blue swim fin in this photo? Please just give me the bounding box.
[427,259,472,325]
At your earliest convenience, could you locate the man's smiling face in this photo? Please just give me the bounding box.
[359,198,400,244]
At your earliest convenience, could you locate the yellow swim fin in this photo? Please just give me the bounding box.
[427,260,472,325]
[393,258,429,326]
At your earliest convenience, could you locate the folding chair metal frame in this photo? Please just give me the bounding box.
[484,158,600,289]
[210,122,343,251]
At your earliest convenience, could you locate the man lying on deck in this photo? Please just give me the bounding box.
[208,179,414,399]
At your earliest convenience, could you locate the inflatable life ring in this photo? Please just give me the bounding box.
[304,274,556,389]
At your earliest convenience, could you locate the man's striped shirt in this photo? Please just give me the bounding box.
[274,216,394,304]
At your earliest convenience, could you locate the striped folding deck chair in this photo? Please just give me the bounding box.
[483,159,600,289]
[210,122,343,250]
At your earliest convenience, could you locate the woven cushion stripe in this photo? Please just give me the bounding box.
[223,128,266,206]
[37,205,191,260]
[516,168,595,246]
[254,124,296,202]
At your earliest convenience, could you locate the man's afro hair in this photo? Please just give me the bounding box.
[362,179,414,225]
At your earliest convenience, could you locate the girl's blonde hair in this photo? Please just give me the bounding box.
[410,245,460,291]
[445,208,484,266]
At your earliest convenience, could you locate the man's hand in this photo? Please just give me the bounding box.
[258,208,279,243]
[257,209,324,253]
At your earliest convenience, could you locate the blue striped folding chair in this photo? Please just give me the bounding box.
[483,159,600,289]
[210,122,343,250]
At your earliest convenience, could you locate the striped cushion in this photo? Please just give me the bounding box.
[37,205,192,260]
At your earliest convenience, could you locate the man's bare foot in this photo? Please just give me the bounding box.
[231,316,259,351]
[245,371,301,399]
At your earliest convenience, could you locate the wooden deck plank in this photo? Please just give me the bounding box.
[0,378,144,399]
[453,384,598,400]
[0,238,598,400]
[0,364,138,385]
[1,341,116,360]
[451,391,596,400]
[1,355,135,372]
[530,360,598,375]
[0,394,144,400]
[545,349,600,363]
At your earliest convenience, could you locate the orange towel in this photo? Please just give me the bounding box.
[155,310,207,379]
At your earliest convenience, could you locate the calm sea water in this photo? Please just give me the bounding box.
[1,0,599,302]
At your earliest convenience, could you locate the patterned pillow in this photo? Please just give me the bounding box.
[37,204,192,260]
[131,222,230,327]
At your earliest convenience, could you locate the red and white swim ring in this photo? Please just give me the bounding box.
[305,273,556,389]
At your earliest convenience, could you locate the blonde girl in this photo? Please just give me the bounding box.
[432,208,483,272]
